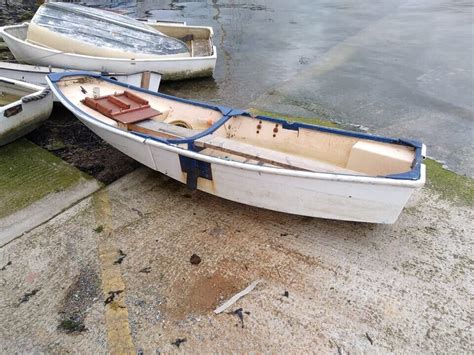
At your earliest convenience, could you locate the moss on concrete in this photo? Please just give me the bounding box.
[0,139,94,218]
[248,108,340,128]
[425,159,473,206]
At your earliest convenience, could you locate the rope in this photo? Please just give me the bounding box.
[22,87,51,103]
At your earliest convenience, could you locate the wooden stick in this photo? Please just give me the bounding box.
[214,280,260,314]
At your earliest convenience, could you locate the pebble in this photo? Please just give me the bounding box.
[190,254,201,265]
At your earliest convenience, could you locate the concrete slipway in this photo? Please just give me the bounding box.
[0,0,473,351]
[0,149,472,353]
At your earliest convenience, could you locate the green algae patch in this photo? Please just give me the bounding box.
[0,139,94,218]
[248,108,340,128]
[425,159,473,206]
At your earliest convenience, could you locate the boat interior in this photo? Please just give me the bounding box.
[57,76,417,177]
[148,23,214,57]
[0,80,35,107]
[5,23,213,59]
[3,25,29,46]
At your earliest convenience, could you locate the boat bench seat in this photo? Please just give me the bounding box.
[195,135,364,175]
[346,141,414,176]
[129,119,201,139]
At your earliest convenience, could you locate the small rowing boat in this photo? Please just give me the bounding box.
[0,62,162,97]
[0,77,53,146]
[0,6,216,80]
[47,72,426,224]
[28,2,190,59]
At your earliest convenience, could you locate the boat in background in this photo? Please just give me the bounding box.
[28,2,190,59]
[47,72,426,224]
[0,62,162,97]
[0,4,216,80]
[0,77,53,146]
[1,22,216,81]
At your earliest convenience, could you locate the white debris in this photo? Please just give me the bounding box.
[213,280,260,314]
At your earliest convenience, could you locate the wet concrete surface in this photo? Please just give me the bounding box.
[142,0,473,176]
[0,139,101,246]
[1,167,472,353]
[0,2,472,353]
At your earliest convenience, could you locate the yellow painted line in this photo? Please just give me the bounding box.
[93,190,135,354]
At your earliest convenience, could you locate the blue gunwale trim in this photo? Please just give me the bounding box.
[48,71,234,115]
[48,71,423,181]
[249,113,423,181]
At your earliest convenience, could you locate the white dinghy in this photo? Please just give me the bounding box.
[27,2,190,59]
[0,77,53,146]
[0,5,216,80]
[0,62,162,97]
[47,72,426,224]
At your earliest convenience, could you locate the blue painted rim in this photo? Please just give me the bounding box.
[48,71,424,180]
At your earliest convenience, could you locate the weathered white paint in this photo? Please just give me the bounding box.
[0,77,53,146]
[48,75,425,224]
[0,23,216,80]
[0,62,162,94]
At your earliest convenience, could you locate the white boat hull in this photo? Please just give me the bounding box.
[47,73,426,224]
[0,62,162,101]
[0,23,216,81]
[0,78,53,145]
[77,118,424,223]
[52,100,423,223]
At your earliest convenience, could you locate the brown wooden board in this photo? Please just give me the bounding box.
[81,91,161,124]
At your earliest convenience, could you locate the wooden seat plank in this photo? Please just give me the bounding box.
[195,135,364,175]
[128,119,201,139]
[199,148,278,167]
